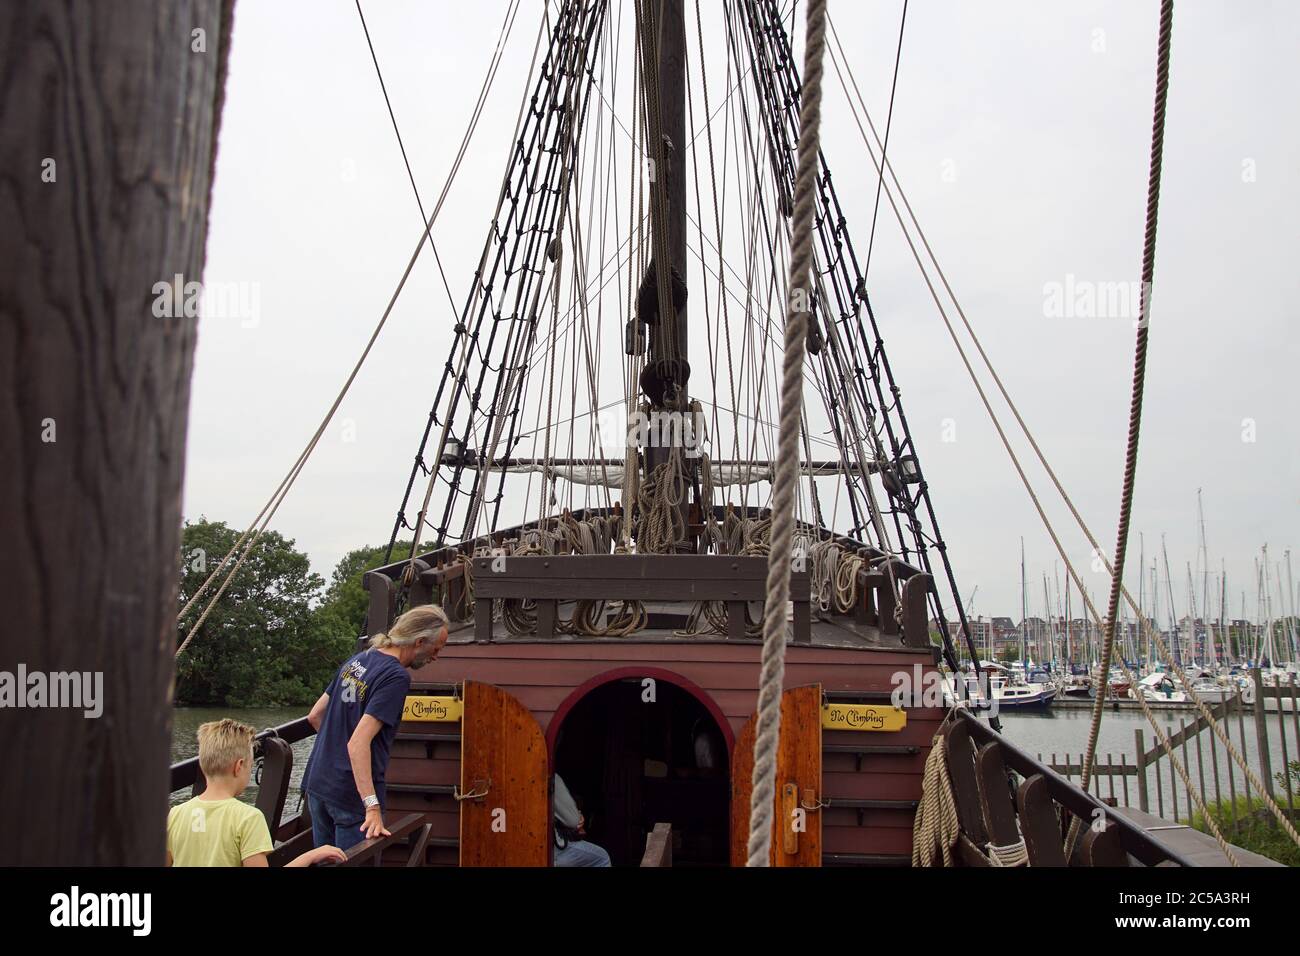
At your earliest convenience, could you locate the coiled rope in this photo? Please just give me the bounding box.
[912,727,961,867]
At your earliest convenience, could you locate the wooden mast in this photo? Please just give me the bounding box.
[640,0,693,550]
[0,1,232,864]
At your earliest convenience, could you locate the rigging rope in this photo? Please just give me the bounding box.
[177,1,525,656]
[746,0,829,867]
[825,4,1297,853]
[1068,0,1173,859]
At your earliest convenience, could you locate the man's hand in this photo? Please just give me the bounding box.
[360,806,391,840]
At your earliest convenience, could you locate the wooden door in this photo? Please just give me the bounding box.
[459,680,549,866]
[730,683,822,866]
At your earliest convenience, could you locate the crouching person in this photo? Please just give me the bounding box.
[302,605,450,851]
[553,774,611,866]
[167,719,345,867]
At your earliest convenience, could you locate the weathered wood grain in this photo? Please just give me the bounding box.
[0,0,232,863]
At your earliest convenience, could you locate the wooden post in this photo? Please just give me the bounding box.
[1290,675,1299,785]
[1193,719,1206,818]
[0,0,233,864]
[1290,675,1299,765]
[1209,706,1223,823]
[1135,729,1149,813]
[1237,689,1252,807]
[1277,673,1293,812]
[1154,750,1164,818]
[1225,693,1237,833]
[1252,668,1275,810]
[1166,726,1177,821]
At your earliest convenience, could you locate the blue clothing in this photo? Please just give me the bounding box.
[303,648,411,821]
[554,840,611,867]
[309,793,366,853]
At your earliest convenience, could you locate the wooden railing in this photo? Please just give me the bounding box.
[361,504,941,651]
[1037,672,1299,829]
[952,710,1193,866]
[472,554,811,642]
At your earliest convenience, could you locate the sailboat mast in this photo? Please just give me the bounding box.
[1162,535,1178,666]
[1197,488,1210,651]
[1019,537,1027,665]
[1138,532,1145,662]
[1042,573,1053,668]
[1287,550,1297,663]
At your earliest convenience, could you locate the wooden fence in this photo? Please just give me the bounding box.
[1038,670,1299,829]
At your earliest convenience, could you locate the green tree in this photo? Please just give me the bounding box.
[174,519,346,706]
[313,540,413,643]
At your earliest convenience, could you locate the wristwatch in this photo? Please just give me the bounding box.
[363,794,380,810]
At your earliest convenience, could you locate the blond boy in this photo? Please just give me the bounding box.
[167,718,345,867]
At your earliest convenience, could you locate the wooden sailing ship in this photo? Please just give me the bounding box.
[164,0,1198,868]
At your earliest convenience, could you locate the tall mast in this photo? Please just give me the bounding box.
[1042,573,1054,668]
[1197,488,1210,648]
[637,0,692,549]
[1287,550,1297,663]
[1138,533,1145,662]
[1162,535,1179,666]
[1262,545,1276,665]
[1019,537,1027,665]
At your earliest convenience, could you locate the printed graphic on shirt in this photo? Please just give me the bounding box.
[338,658,370,704]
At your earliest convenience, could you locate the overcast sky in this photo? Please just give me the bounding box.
[187,0,1298,625]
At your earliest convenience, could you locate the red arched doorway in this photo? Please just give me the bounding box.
[547,668,733,866]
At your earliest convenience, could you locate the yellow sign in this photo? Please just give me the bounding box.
[821,703,906,732]
[402,695,463,723]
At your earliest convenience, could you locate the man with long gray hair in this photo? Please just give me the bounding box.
[303,604,449,851]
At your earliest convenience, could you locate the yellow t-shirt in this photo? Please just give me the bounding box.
[167,796,274,866]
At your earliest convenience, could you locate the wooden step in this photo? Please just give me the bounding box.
[823,743,917,755]
[823,852,910,867]
[824,798,918,811]
[385,783,456,798]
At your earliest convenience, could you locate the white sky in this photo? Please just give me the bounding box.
[187,0,1299,625]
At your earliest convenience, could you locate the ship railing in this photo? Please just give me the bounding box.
[949,710,1194,866]
[361,506,937,650]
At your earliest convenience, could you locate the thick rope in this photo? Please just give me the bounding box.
[985,840,1028,867]
[1068,0,1173,857]
[912,731,961,867]
[746,0,828,867]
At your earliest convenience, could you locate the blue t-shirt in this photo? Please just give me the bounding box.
[304,649,411,818]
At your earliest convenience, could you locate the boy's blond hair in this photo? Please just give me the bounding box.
[370,603,448,650]
[197,718,256,777]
